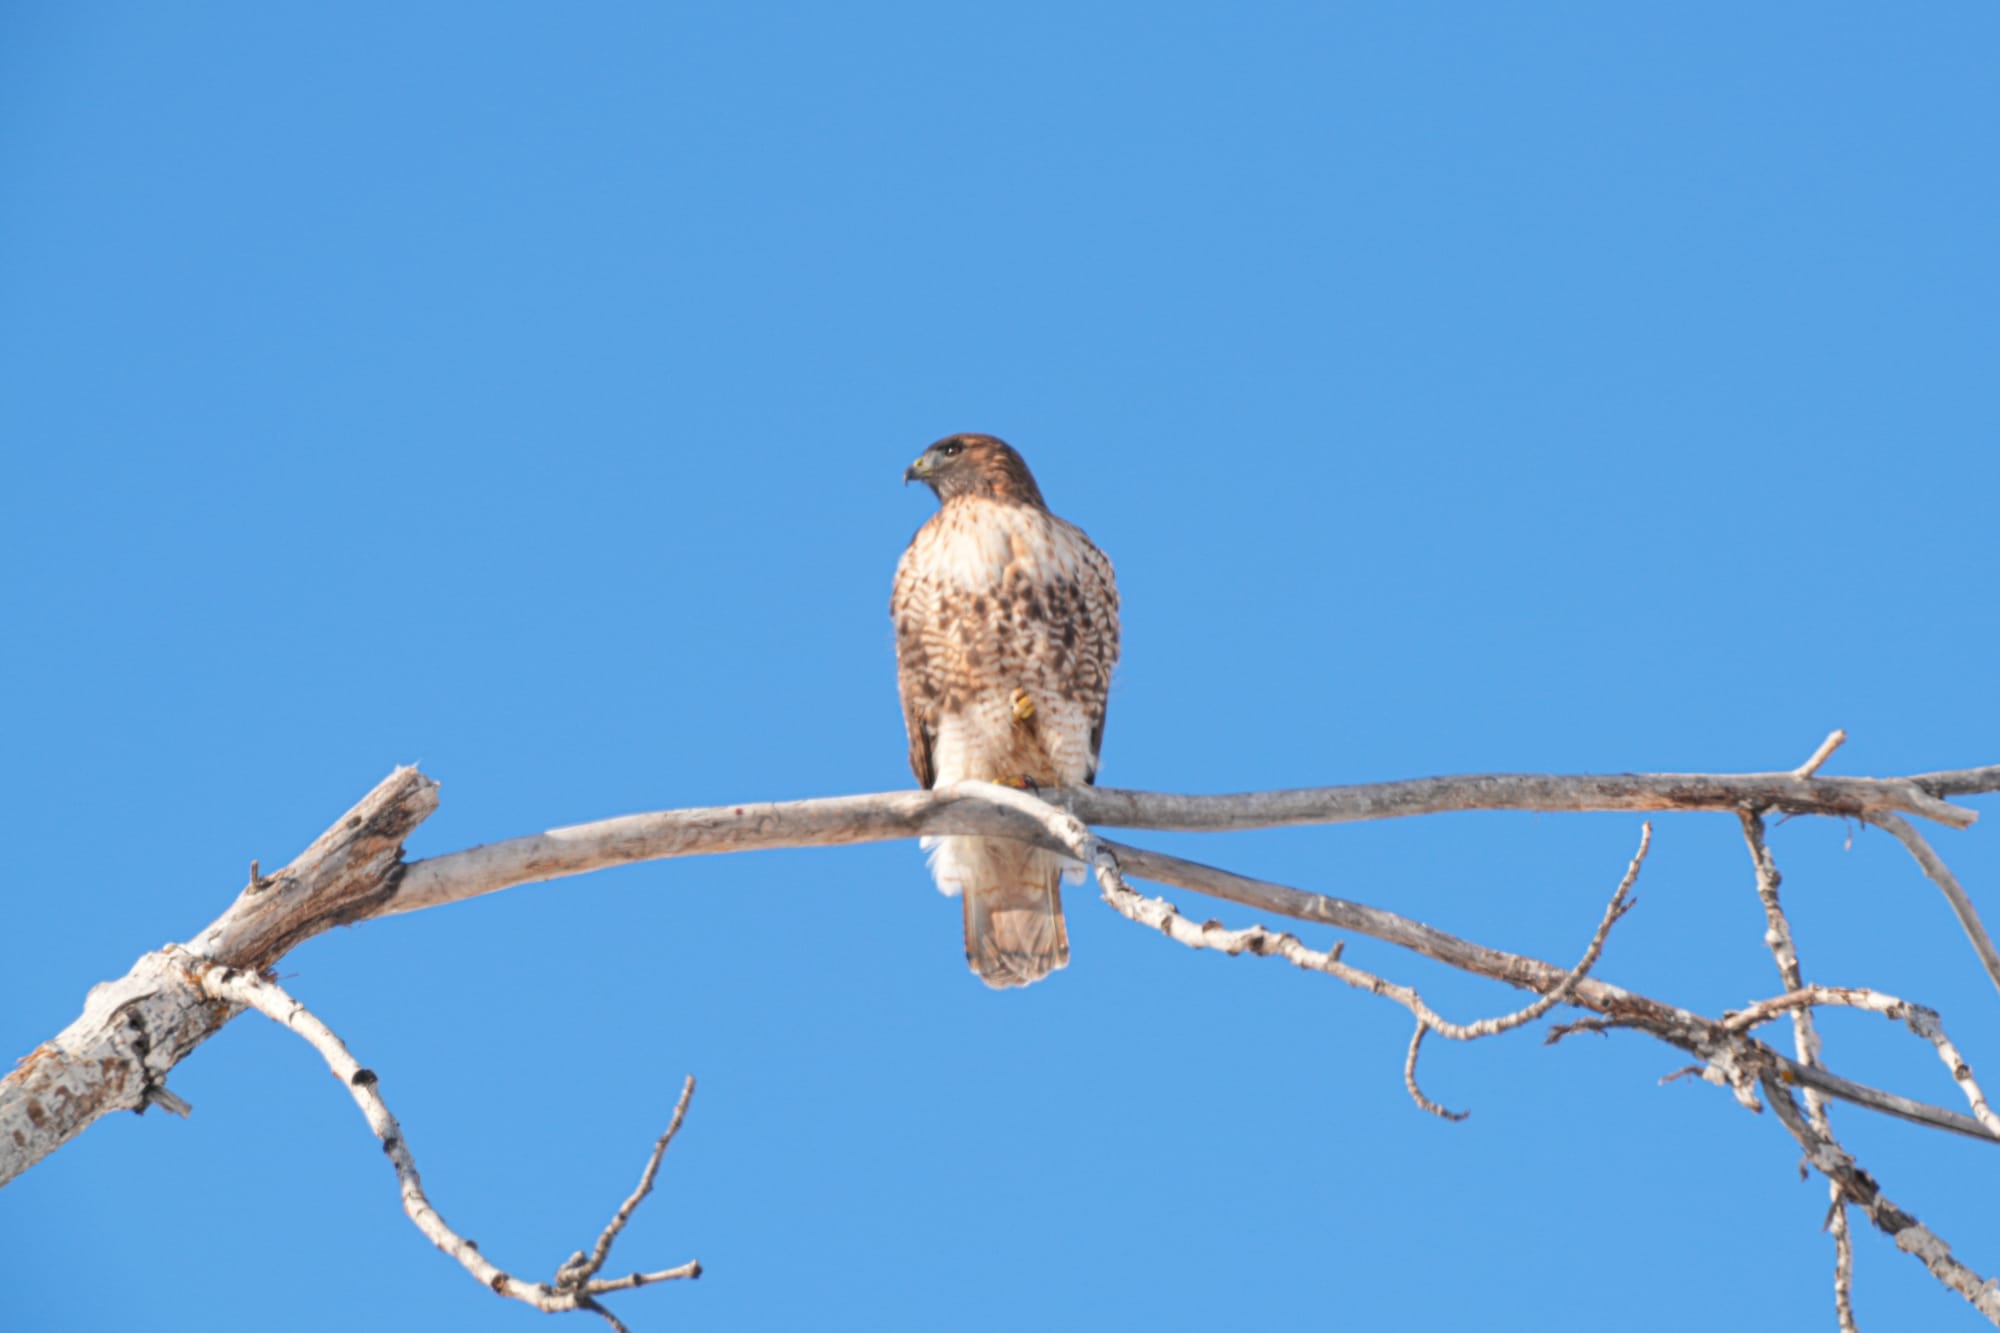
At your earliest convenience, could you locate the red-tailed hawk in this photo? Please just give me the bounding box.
[892,434,1120,988]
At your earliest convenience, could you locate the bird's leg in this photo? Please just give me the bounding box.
[1001,687,1041,791]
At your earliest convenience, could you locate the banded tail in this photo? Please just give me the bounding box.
[928,834,1071,989]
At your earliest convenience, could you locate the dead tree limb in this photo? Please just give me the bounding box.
[5,755,1997,1327]
[1764,1070,2000,1324]
[198,956,698,1332]
[11,762,1996,1180]
[384,767,1982,921]
[1,768,437,1184]
[380,765,1998,995]
[1739,807,1854,1332]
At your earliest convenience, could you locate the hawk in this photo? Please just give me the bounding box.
[892,434,1120,988]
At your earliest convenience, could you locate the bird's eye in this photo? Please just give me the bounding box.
[939,441,963,458]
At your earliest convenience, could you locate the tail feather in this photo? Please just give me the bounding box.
[929,834,1071,989]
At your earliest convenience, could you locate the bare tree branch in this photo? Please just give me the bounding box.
[961,773,2000,1329]
[1723,985,2000,1140]
[1097,837,1999,1142]
[377,769,1998,1004]
[195,956,698,1329]
[0,767,438,1186]
[11,764,1991,1189]
[1095,815,1644,1086]
[1832,1204,1859,1333]
[383,766,1987,920]
[1795,728,1849,781]
[1866,812,2000,997]
[1740,809,1853,1332]
[1913,766,2000,799]
[1399,824,1641,1119]
[1070,770,1982,832]
[1762,1071,2000,1325]
[1402,1024,1465,1122]
[6,754,1997,1328]
[559,1076,702,1297]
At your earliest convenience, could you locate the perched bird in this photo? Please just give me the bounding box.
[891,434,1120,988]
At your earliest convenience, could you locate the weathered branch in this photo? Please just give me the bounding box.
[1794,728,1849,781]
[383,766,1988,919]
[1867,812,2000,997]
[13,763,1995,1190]
[1763,1071,2000,1324]
[1740,807,1852,1332]
[959,772,2000,1328]
[196,958,698,1330]
[1108,837,2000,1144]
[381,769,1998,1009]
[1402,1025,1465,1121]
[1724,984,2000,1140]
[1094,814,1647,1117]
[557,1075,702,1301]
[6,756,1996,1328]
[1914,765,2000,799]
[1,768,438,1186]
[194,770,442,970]
[1075,769,1982,831]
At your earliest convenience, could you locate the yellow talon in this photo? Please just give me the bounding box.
[1010,687,1035,723]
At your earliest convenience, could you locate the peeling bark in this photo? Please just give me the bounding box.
[0,768,437,1185]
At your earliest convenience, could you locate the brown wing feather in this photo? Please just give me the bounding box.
[890,535,938,789]
[903,694,935,789]
[1070,524,1119,783]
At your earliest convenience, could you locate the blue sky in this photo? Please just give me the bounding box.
[4,5,1997,1330]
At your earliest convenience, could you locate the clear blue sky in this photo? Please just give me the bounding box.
[4,5,1997,1330]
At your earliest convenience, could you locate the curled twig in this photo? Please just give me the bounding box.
[1404,1024,1467,1122]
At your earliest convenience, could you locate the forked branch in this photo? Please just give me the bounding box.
[195,956,698,1332]
[3,752,1995,1330]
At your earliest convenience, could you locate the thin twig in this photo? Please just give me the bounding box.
[1095,836,1999,1143]
[1867,812,2000,998]
[1448,822,1646,1038]
[1370,823,1644,1046]
[1739,809,1850,1332]
[190,954,699,1326]
[558,1075,702,1300]
[966,781,1646,1116]
[1795,729,1849,780]
[1832,1201,1858,1333]
[1403,1024,1466,1122]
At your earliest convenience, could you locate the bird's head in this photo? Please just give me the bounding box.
[903,434,1047,508]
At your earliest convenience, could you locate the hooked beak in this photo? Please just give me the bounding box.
[903,453,933,485]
